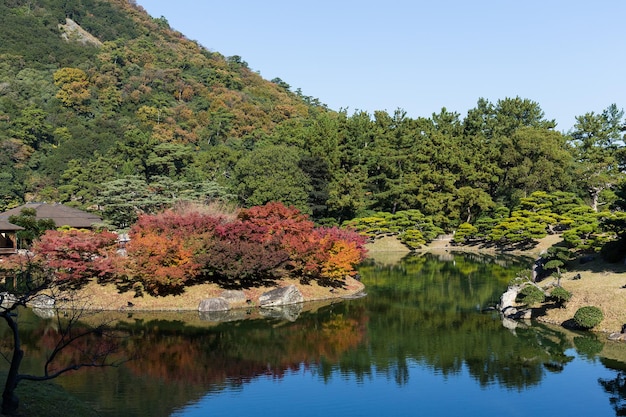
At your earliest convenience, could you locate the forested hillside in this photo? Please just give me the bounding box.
[1,0,626,252]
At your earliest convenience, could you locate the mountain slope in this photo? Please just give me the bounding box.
[0,0,326,212]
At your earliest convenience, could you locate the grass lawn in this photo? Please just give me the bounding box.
[0,376,99,417]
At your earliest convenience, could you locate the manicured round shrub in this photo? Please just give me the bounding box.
[550,286,572,306]
[517,285,545,306]
[573,306,604,330]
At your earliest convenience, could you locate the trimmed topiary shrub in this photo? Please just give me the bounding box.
[550,286,572,306]
[573,306,604,330]
[517,285,545,306]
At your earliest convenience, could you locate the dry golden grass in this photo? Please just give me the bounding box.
[364,236,411,265]
[70,276,365,312]
[533,258,626,333]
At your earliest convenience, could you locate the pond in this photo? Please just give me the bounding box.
[4,251,626,416]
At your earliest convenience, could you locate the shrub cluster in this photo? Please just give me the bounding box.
[573,306,604,330]
[549,286,572,306]
[517,285,545,306]
[343,209,443,249]
[1,202,367,296]
[126,202,367,293]
[0,228,119,291]
[453,191,616,251]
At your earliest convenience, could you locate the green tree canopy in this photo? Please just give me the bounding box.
[568,104,625,211]
[233,144,313,213]
[8,208,56,249]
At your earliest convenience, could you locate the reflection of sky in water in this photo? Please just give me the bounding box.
[173,353,617,417]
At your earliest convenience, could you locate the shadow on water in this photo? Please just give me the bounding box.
[1,252,625,416]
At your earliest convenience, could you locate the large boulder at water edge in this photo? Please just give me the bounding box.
[28,294,56,319]
[0,292,18,308]
[498,285,533,320]
[609,332,626,342]
[28,294,55,309]
[259,285,304,307]
[499,286,519,313]
[608,324,626,342]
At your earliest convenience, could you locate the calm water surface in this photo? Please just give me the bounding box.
[6,252,626,416]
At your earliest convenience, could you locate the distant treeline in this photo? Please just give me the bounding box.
[1,0,625,250]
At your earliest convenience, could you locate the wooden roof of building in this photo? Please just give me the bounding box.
[0,220,24,231]
[0,203,102,229]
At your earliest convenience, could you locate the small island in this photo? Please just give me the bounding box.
[0,201,368,316]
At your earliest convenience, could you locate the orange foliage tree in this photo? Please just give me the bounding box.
[122,210,223,295]
[312,227,368,283]
[122,232,197,295]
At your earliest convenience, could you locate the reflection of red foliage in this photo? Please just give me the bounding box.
[15,306,369,392]
[122,309,368,386]
[34,321,121,375]
[32,229,119,282]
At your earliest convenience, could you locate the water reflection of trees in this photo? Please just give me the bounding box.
[599,358,626,416]
[333,307,576,390]
[4,253,625,416]
[116,307,368,386]
[353,253,574,390]
[359,252,529,312]
[1,306,369,416]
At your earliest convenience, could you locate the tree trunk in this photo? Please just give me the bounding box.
[591,191,599,212]
[589,185,603,212]
[2,313,23,415]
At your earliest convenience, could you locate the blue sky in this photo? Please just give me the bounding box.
[137,1,625,132]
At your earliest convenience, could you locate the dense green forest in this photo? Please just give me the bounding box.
[1,0,626,254]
